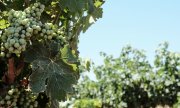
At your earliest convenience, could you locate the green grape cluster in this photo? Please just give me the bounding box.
[56,28,67,45]
[40,23,67,45]
[56,26,73,43]
[0,3,44,57]
[0,86,38,108]
[0,2,66,57]
[24,3,45,20]
[40,23,57,40]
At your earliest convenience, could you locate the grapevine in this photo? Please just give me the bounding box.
[0,0,104,107]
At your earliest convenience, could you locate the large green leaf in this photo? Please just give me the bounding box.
[24,41,60,63]
[25,41,77,101]
[61,44,78,64]
[59,0,86,12]
[82,15,93,33]
[90,7,103,21]
[0,19,9,29]
[2,0,24,10]
[30,57,76,100]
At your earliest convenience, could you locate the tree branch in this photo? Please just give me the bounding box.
[2,55,25,84]
[7,57,15,84]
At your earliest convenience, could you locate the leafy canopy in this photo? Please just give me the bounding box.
[65,42,180,108]
[0,0,105,107]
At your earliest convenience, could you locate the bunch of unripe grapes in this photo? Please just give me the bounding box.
[58,25,74,42]
[0,2,66,58]
[40,23,66,44]
[0,85,38,108]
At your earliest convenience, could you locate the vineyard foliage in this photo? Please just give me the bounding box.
[63,42,180,108]
[0,0,104,107]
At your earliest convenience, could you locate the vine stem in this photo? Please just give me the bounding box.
[24,0,30,7]
[2,57,24,84]
[7,57,15,84]
[53,11,61,25]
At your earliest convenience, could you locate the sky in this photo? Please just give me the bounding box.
[78,0,180,79]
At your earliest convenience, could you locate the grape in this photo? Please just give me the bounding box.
[21,19,29,25]
[46,30,51,35]
[29,105,34,108]
[34,101,38,107]
[36,12,41,17]
[9,47,14,52]
[0,52,5,57]
[1,35,7,42]
[12,102,17,106]
[44,35,47,39]
[1,46,5,50]
[42,29,46,33]
[6,100,11,105]
[25,32,31,37]
[26,27,33,33]
[14,33,19,37]
[5,95,11,100]
[21,30,26,34]
[8,89,14,95]
[48,36,52,40]
[10,39,16,45]
[15,29,20,33]
[32,21,37,25]
[19,39,26,44]
[25,102,30,106]
[14,49,20,54]
[14,43,20,48]
[40,33,43,37]
[0,100,5,105]
[21,34,26,38]
[40,4,45,9]
[22,45,26,51]
[52,33,57,37]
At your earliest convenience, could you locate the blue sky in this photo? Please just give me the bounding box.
[79,0,180,72]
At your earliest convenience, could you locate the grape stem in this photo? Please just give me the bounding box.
[24,0,30,7]
[53,10,61,25]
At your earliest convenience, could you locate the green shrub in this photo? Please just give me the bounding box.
[74,98,102,108]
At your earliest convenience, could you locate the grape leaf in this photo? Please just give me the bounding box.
[30,57,76,100]
[90,7,103,21]
[50,99,59,108]
[25,41,77,101]
[24,41,60,63]
[82,15,93,33]
[94,0,104,7]
[59,0,86,13]
[0,19,9,29]
[2,0,24,10]
[61,44,78,64]
[87,0,95,14]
